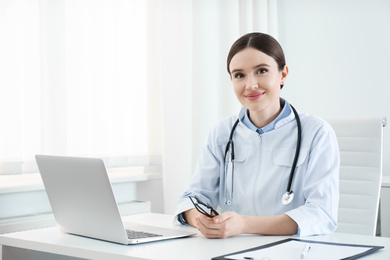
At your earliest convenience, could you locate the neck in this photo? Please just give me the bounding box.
[248,101,282,129]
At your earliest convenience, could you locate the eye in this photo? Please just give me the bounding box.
[233,73,245,79]
[257,68,268,74]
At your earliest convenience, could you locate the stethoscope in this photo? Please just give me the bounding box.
[223,105,302,206]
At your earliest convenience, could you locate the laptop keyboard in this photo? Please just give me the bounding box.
[126,230,163,239]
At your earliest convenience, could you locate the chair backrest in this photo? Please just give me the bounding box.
[326,117,386,236]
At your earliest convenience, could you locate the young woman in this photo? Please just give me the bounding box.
[175,32,339,238]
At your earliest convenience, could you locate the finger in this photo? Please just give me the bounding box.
[197,215,217,229]
[197,217,220,235]
[196,217,228,239]
[212,211,234,224]
[198,224,224,238]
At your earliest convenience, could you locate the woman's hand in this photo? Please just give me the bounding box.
[184,209,298,238]
[183,208,202,228]
[196,211,245,238]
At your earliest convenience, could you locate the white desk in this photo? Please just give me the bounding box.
[1,213,389,260]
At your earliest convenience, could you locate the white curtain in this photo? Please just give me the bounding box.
[158,0,279,214]
[0,0,278,214]
[0,0,157,174]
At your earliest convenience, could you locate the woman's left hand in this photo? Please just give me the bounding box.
[195,211,246,238]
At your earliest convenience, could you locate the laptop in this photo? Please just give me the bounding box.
[35,155,196,245]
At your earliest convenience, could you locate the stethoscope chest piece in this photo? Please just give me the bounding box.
[281,191,294,205]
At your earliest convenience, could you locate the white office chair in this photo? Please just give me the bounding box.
[326,117,386,236]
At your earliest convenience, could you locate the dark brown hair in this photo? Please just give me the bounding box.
[227,32,286,74]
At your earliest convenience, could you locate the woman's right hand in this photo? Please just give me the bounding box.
[183,208,202,228]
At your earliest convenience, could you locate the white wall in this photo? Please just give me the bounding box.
[277,0,390,176]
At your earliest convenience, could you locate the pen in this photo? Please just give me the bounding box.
[300,243,311,259]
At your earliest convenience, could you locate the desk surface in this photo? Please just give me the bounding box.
[1,213,389,260]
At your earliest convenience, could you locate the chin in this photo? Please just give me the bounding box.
[245,103,268,113]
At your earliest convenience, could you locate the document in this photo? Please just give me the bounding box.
[212,238,384,260]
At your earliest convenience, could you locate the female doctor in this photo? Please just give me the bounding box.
[175,32,339,238]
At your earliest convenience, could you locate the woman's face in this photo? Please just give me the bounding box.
[229,47,288,117]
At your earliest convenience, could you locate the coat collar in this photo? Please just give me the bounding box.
[238,98,297,131]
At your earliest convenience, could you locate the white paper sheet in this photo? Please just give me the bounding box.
[225,240,372,260]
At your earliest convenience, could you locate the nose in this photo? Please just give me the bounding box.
[246,74,258,90]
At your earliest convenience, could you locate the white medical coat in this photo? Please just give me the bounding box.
[175,104,340,237]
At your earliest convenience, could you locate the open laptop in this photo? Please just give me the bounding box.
[35,155,196,245]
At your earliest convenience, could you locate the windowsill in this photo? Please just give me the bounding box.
[0,167,162,194]
[0,200,152,235]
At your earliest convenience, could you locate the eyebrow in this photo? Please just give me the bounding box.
[230,63,271,74]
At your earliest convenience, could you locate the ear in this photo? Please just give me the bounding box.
[280,65,289,88]
[281,65,289,83]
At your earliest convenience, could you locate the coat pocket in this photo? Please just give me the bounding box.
[272,148,308,167]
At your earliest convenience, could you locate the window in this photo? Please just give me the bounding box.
[0,0,156,174]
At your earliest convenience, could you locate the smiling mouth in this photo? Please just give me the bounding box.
[245,92,265,101]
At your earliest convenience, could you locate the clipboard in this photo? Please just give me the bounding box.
[212,238,384,260]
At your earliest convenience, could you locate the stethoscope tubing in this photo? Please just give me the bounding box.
[224,119,240,161]
[224,104,302,204]
[286,105,302,195]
